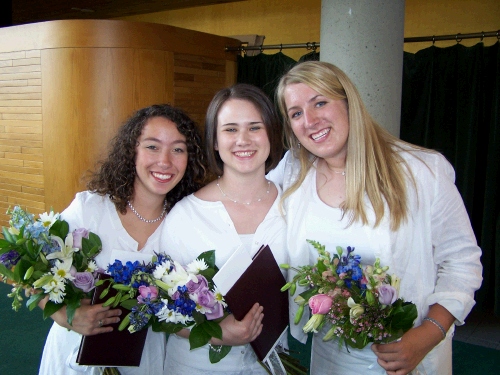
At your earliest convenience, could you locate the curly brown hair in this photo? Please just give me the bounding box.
[87,104,206,214]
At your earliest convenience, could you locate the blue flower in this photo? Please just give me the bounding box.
[0,250,20,268]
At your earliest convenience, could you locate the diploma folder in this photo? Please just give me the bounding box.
[76,273,148,367]
[214,245,288,362]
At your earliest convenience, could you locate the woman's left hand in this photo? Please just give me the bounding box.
[372,303,454,374]
[371,325,440,375]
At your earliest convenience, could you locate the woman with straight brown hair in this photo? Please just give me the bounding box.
[162,83,287,374]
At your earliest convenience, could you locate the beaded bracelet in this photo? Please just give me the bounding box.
[423,317,446,339]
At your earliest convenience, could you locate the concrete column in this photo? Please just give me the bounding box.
[320,0,405,137]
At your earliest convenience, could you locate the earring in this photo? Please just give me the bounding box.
[297,142,301,149]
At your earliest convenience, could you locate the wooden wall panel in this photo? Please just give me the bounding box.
[0,49,43,225]
[41,47,178,213]
[0,20,239,227]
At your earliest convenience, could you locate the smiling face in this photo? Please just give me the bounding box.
[215,98,271,177]
[284,83,350,165]
[133,116,188,199]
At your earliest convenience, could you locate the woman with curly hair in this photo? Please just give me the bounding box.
[39,104,206,375]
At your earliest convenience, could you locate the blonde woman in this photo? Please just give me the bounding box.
[268,61,482,375]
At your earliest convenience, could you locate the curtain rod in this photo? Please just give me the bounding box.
[404,30,499,43]
[225,30,499,52]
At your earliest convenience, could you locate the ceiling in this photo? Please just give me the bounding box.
[11,0,245,25]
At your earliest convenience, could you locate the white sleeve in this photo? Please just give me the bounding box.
[426,154,482,324]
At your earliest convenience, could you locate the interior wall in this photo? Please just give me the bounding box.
[118,0,499,57]
[118,0,322,61]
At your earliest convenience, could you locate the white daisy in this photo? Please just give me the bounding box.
[38,210,60,229]
[42,274,66,303]
[156,301,194,324]
[212,287,227,308]
[185,259,208,274]
[86,260,97,273]
[51,260,74,281]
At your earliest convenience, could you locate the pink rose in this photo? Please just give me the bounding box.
[378,284,398,305]
[73,272,95,292]
[72,228,89,249]
[137,285,159,303]
[205,302,224,320]
[308,294,333,315]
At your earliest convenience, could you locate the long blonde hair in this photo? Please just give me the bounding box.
[276,61,416,231]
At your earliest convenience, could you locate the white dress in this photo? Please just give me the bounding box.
[267,149,482,375]
[161,185,288,374]
[39,192,168,375]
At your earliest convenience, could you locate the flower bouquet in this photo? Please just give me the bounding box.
[0,206,102,324]
[99,250,230,363]
[281,240,417,350]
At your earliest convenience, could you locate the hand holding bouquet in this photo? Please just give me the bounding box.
[0,206,102,324]
[281,240,417,349]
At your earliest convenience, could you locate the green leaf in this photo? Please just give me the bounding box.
[208,345,231,364]
[298,286,319,302]
[43,300,64,319]
[0,263,15,280]
[88,232,102,248]
[26,293,45,311]
[189,324,212,349]
[200,320,222,340]
[2,227,16,244]
[0,238,13,248]
[192,310,207,325]
[152,320,185,334]
[389,302,418,331]
[120,299,138,310]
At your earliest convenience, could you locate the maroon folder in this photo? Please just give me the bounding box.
[223,245,288,361]
[76,273,148,367]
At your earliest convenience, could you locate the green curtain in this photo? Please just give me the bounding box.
[237,52,296,102]
[401,42,500,316]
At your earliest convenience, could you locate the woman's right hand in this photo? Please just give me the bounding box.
[210,302,264,346]
[41,297,122,336]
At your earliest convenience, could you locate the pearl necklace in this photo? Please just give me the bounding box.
[216,176,271,205]
[127,201,167,223]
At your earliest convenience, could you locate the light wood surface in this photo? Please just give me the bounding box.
[0,19,240,225]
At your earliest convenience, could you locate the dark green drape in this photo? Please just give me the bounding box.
[401,42,500,316]
[237,52,296,103]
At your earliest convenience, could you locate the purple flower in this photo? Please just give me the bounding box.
[378,284,398,305]
[205,301,224,320]
[196,287,216,309]
[73,272,95,292]
[0,250,20,268]
[72,228,89,249]
[186,275,208,294]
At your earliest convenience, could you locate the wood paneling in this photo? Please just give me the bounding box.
[0,20,239,226]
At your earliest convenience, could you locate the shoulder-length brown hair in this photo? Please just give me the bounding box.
[204,83,283,176]
[87,104,206,213]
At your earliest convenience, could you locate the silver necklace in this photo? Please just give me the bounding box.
[333,170,346,176]
[127,201,167,223]
[216,176,271,205]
